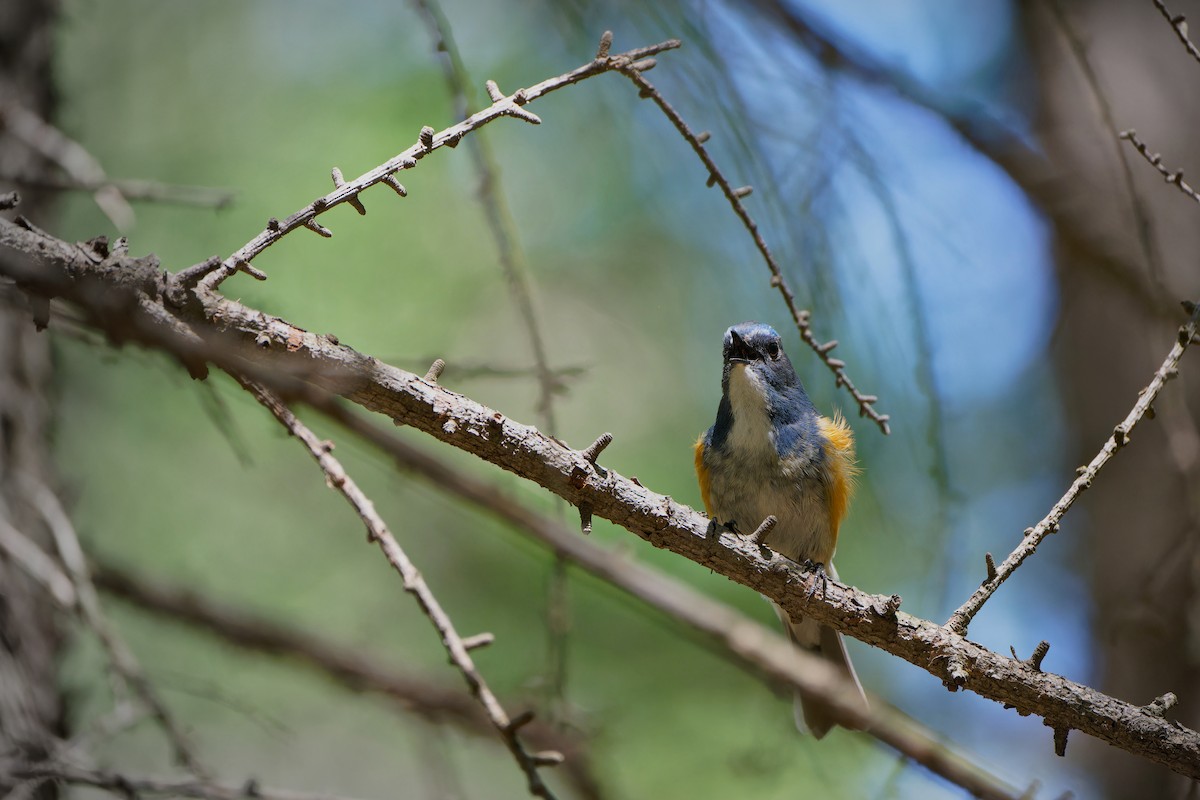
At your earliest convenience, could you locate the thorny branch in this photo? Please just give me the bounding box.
[2,210,1198,780]
[1151,0,1200,65]
[613,65,892,434]
[0,206,1021,797]
[946,300,1200,636]
[195,37,680,291]
[239,381,563,800]
[1119,129,1200,206]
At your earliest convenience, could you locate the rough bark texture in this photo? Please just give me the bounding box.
[1021,1,1200,796]
[0,0,63,795]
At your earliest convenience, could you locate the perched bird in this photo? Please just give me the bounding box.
[695,321,868,737]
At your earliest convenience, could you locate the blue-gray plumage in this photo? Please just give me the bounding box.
[695,322,867,738]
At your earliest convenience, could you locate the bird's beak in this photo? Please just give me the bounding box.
[726,330,758,364]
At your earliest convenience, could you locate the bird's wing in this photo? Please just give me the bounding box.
[694,433,714,516]
[817,412,858,545]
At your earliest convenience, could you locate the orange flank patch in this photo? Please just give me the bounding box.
[817,412,859,546]
[694,434,714,516]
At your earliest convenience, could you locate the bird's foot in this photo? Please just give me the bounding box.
[705,518,739,540]
[802,560,829,601]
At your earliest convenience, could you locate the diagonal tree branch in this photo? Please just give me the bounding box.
[2,213,1198,779]
[1151,0,1200,65]
[237,380,564,800]
[1120,129,1200,206]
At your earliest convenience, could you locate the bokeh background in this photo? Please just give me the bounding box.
[28,0,1200,797]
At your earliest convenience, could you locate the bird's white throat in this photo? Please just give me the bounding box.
[727,364,775,459]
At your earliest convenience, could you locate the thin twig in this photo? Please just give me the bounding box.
[1151,0,1200,65]
[21,479,210,778]
[197,36,681,291]
[946,301,1200,635]
[239,381,560,800]
[614,66,890,434]
[1119,129,1200,206]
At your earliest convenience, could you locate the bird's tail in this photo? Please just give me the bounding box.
[775,606,869,738]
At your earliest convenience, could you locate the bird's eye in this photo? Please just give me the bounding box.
[766,342,780,360]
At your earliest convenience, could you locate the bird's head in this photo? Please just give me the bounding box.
[722,321,802,396]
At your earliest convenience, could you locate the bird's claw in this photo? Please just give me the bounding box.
[705,518,739,540]
[803,560,829,601]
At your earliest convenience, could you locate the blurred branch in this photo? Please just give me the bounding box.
[239,380,564,800]
[411,0,559,433]
[1046,1,1167,291]
[91,560,604,800]
[5,762,366,800]
[0,99,135,229]
[1151,0,1200,65]
[0,516,76,608]
[0,169,235,209]
[1120,129,1200,206]
[614,63,892,435]
[18,478,210,778]
[2,212,1198,781]
[393,358,585,387]
[946,300,1200,636]
[411,0,573,718]
[194,34,681,291]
